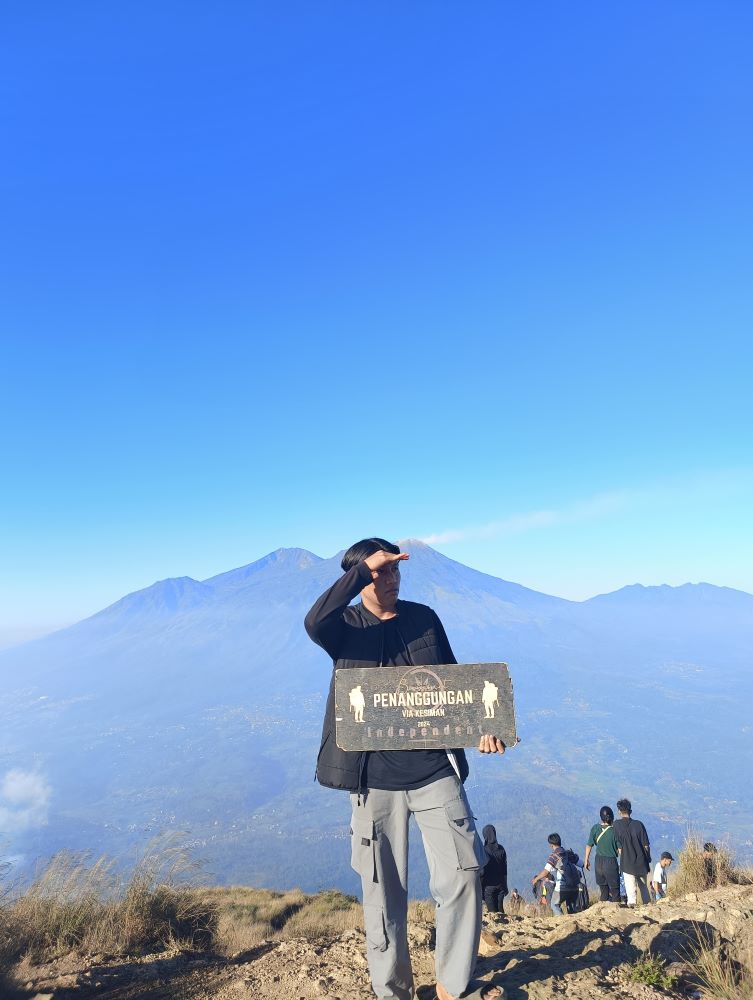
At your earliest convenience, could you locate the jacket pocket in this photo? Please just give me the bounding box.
[350,815,378,882]
[444,796,484,871]
[362,903,388,952]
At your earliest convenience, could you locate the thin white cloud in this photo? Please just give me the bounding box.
[0,770,51,834]
[421,492,629,544]
[420,469,753,546]
[421,510,554,545]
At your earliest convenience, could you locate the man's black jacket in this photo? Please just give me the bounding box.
[613,817,651,875]
[304,560,470,791]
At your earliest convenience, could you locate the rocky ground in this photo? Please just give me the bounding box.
[7,884,753,1000]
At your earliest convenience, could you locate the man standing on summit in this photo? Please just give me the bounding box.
[305,538,506,1000]
[613,798,652,907]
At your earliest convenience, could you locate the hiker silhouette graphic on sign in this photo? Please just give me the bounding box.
[482,680,499,719]
[349,684,365,722]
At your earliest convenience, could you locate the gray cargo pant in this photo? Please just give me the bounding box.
[350,775,484,1000]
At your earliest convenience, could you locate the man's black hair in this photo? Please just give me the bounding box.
[703,842,717,853]
[661,851,674,861]
[341,537,400,572]
[547,833,561,847]
[616,798,632,815]
[600,806,614,824]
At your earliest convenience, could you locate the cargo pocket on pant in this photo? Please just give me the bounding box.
[444,796,483,871]
[350,815,378,883]
[362,903,389,952]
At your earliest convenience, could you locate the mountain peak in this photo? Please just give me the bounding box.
[258,547,322,566]
[203,547,322,587]
[584,580,753,609]
[92,576,213,620]
[398,537,430,549]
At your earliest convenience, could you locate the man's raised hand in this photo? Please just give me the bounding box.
[364,550,409,578]
[478,735,506,755]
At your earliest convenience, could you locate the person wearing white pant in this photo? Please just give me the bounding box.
[622,870,651,905]
[613,798,652,907]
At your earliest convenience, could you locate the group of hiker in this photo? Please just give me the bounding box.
[582,798,673,908]
[480,798,678,917]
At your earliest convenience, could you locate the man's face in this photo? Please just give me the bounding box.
[662,859,673,869]
[363,560,401,608]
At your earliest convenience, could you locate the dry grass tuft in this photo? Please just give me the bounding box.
[201,886,361,955]
[688,929,753,999]
[1,842,365,966]
[284,889,361,941]
[407,899,435,924]
[669,836,753,898]
[0,836,216,965]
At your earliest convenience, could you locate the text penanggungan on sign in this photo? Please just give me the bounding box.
[334,662,517,751]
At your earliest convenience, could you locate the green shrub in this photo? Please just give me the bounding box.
[628,953,676,989]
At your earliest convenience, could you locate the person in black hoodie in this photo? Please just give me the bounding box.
[305,538,506,1000]
[480,825,508,913]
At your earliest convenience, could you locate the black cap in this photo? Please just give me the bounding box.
[661,851,674,861]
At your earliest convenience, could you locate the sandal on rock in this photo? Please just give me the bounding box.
[461,982,504,1000]
[416,985,437,1000]
[418,982,504,1000]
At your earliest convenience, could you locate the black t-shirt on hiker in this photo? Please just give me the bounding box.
[362,747,456,790]
[613,817,651,875]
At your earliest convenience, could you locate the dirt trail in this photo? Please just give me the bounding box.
[11,884,753,1000]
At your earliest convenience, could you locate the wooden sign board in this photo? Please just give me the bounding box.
[335,662,517,751]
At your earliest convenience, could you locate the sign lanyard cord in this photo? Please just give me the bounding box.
[463,648,482,808]
[467,746,482,804]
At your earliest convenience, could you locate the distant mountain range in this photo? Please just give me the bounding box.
[1,541,752,895]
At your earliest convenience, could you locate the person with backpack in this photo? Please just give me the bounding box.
[583,805,621,903]
[613,798,651,906]
[480,824,508,913]
[531,833,581,916]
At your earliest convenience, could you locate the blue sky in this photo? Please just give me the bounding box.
[2,2,752,632]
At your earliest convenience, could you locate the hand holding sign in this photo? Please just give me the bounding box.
[478,734,506,754]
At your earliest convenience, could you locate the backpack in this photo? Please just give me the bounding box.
[571,870,590,913]
[555,849,581,891]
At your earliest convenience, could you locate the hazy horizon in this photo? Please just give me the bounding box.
[4,539,753,638]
